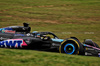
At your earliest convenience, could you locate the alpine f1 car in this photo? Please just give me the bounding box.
[0,23,100,57]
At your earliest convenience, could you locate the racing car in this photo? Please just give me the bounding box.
[0,23,100,57]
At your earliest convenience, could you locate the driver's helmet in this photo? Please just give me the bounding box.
[1,28,15,33]
[0,28,2,32]
[32,31,40,37]
[36,34,40,37]
[32,31,38,33]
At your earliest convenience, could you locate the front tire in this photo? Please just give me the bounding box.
[63,43,76,54]
[84,39,99,48]
[59,39,85,55]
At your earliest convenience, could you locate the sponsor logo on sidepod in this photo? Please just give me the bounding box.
[0,40,23,48]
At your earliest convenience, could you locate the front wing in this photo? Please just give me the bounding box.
[84,44,100,57]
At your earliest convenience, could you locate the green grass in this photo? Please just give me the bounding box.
[0,0,100,66]
[0,48,100,66]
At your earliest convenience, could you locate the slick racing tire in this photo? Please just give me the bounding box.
[84,39,99,48]
[87,42,99,48]
[63,43,77,54]
[59,39,85,55]
[94,42,99,48]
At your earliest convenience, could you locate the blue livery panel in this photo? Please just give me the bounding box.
[51,39,64,42]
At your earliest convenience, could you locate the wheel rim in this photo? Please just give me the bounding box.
[64,44,75,54]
